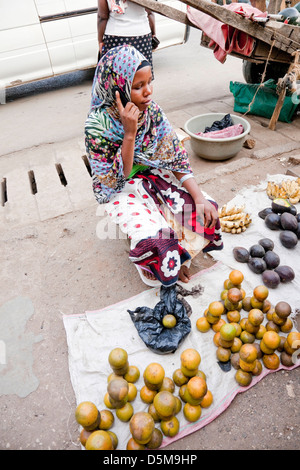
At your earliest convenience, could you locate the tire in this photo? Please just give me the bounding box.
[242,60,289,84]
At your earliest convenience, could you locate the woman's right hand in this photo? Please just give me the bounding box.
[116,91,139,138]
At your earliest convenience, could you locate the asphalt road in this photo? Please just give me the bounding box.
[1,27,244,156]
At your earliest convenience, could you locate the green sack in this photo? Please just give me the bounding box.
[230,79,298,123]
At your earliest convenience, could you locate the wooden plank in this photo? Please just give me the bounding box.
[130,0,190,25]
[130,0,300,55]
[180,0,300,54]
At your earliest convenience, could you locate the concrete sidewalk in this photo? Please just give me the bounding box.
[1,27,300,450]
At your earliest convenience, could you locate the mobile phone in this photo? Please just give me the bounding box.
[112,85,129,107]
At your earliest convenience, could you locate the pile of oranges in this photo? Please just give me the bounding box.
[75,347,213,450]
[196,269,300,386]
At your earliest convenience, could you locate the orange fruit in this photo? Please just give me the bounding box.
[266,320,280,333]
[127,383,137,402]
[262,353,280,370]
[239,358,256,372]
[116,402,134,422]
[127,437,145,450]
[85,430,114,450]
[240,330,255,344]
[180,348,201,371]
[108,347,128,369]
[99,409,114,430]
[213,331,221,347]
[272,312,286,326]
[242,297,252,312]
[253,285,269,301]
[206,312,221,325]
[153,391,177,420]
[240,288,246,299]
[263,331,281,350]
[231,337,242,353]
[239,343,257,363]
[144,363,165,390]
[284,340,294,355]
[229,269,244,286]
[250,297,264,311]
[212,318,226,333]
[159,377,175,394]
[287,331,300,349]
[107,377,129,402]
[172,368,189,387]
[260,339,275,355]
[231,322,242,337]
[235,369,252,387]
[124,365,140,383]
[224,298,240,312]
[200,390,213,408]
[187,376,207,401]
[75,401,100,431]
[227,287,243,304]
[196,316,211,332]
[80,428,92,447]
[248,309,264,326]
[208,301,225,317]
[220,289,228,301]
[160,416,180,437]
[275,301,291,319]
[146,428,163,450]
[140,385,157,404]
[181,365,198,378]
[255,324,267,340]
[148,403,160,422]
[183,403,202,422]
[280,318,293,333]
[129,412,155,445]
[162,314,177,328]
[220,323,236,342]
[216,346,231,362]
[103,392,114,409]
[244,320,259,335]
[252,359,263,376]
[227,310,241,323]
[219,336,234,348]
[107,431,118,449]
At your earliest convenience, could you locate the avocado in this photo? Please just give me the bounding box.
[258,238,274,251]
[271,198,293,214]
[274,265,295,283]
[262,270,281,288]
[263,250,280,269]
[279,230,298,248]
[233,247,250,263]
[280,212,298,232]
[264,213,282,230]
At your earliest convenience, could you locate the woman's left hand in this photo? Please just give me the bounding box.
[196,198,219,229]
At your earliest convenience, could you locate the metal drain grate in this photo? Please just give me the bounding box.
[1,178,7,206]
[28,170,37,195]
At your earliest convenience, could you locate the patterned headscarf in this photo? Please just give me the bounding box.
[85,45,191,203]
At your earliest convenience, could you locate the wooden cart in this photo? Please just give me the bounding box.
[131,0,300,128]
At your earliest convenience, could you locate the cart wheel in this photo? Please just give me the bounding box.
[242,60,289,84]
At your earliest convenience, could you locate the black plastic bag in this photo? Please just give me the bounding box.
[204,113,234,133]
[128,284,192,355]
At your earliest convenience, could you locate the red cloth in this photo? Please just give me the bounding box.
[187,4,267,63]
[197,123,244,139]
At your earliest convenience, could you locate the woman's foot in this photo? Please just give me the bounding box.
[178,264,191,283]
[141,266,157,281]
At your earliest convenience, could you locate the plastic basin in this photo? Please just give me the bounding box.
[184,113,251,161]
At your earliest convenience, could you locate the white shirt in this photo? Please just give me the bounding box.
[105,1,151,36]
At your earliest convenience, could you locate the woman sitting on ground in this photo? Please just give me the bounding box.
[85,45,223,287]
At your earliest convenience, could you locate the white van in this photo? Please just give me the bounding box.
[0,0,189,89]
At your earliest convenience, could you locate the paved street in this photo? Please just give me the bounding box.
[0,26,300,451]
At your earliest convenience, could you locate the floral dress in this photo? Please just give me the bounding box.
[85,45,223,286]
